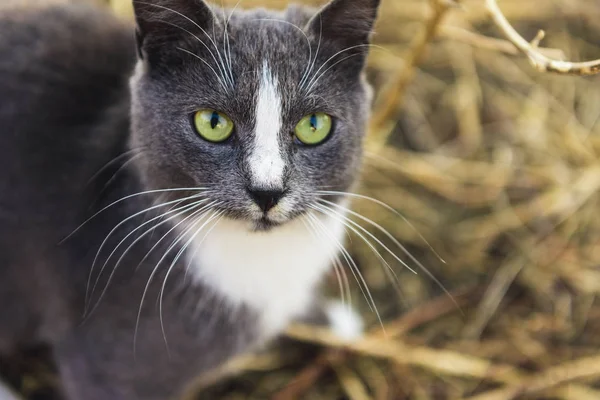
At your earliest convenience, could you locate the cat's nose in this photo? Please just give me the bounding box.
[248,188,284,213]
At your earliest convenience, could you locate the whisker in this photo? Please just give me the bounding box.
[144,196,195,246]
[158,210,224,353]
[61,187,211,243]
[313,202,408,305]
[314,202,417,275]
[134,205,222,354]
[86,198,211,313]
[97,153,144,196]
[224,0,243,85]
[84,193,205,309]
[302,215,347,309]
[299,15,322,90]
[334,255,352,311]
[316,190,446,264]
[306,54,363,92]
[133,200,220,274]
[251,18,313,89]
[181,206,226,282]
[85,148,143,187]
[177,47,228,91]
[135,2,232,88]
[301,216,352,305]
[319,199,461,313]
[307,212,385,332]
[303,44,374,91]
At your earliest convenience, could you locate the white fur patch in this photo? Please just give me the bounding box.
[189,213,346,337]
[248,62,286,188]
[325,300,364,341]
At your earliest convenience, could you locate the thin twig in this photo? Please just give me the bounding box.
[486,0,600,75]
[440,25,565,60]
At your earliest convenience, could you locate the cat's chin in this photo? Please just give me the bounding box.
[251,216,285,232]
[244,207,297,232]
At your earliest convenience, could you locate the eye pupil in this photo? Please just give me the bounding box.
[210,112,220,129]
[310,114,318,131]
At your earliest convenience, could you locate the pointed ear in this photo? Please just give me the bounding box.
[306,0,380,48]
[133,0,216,60]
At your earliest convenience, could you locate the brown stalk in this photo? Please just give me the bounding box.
[273,288,477,400]
[367,0,459,150]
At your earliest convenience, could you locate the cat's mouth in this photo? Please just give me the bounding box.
[253,216,280,231]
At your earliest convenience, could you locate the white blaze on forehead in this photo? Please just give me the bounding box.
[249,62,286,188]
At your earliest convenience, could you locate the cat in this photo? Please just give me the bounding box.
[0,0,380,398]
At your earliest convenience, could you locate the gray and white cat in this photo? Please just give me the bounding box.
[0,0,379,398]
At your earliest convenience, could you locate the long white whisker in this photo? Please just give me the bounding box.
[136,2,232,88]
[307,213,356,306]
[317,190,446,264]
[299,15,322,90]
[334,255,352,311]
[212,3,233,88]
[307,213,384,331]
[304,44,373,91]
[312,203,404,294]
[84,193,205,308]
[159,19,227,85]
[177,47,228,91]
[87,199,200,304]
[306,54,363,92]
[303,215,351,310]
[61,187,210,243]
[86,148,143,187]
[320,199,459,311]
[145,196,195,245]
[133,200,220,274]
[313,203,407,304]
[158,210,224,352]
[251,18,313,89]
[86,199,211,314]
[224,0,242,85]
[134,204,221,354]
[97,153,144,197]
[314,203,417,275]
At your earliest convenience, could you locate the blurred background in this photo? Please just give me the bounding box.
[3,0,600,399]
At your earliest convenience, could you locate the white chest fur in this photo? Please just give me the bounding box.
[187,212,346,336]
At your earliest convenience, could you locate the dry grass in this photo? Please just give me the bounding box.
[5,0,600,399]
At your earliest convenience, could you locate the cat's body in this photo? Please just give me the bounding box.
[0,0,379,398]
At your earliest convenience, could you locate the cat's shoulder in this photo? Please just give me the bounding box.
[0,1,135,82]
[0,1,136,195]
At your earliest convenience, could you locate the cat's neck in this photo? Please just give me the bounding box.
[186,212,347,337]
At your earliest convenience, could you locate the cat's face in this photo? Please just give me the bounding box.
[130,0,380,230]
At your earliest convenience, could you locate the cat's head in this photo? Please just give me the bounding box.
[130,0,380,231]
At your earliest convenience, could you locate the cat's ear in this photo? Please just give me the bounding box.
[132,0,215,60]
[306,0,380,48]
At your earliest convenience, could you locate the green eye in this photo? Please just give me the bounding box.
[294,113,333,145]
[193,109,234,142]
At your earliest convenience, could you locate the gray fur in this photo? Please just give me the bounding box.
[0,0,380,398]
[131,0,376,227]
